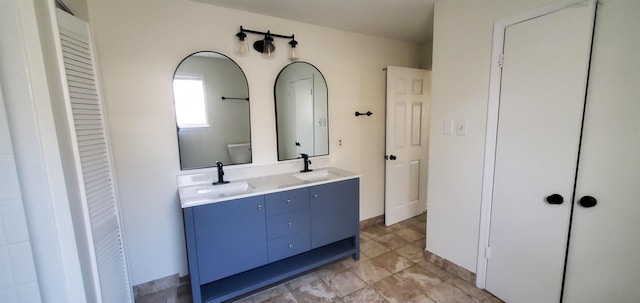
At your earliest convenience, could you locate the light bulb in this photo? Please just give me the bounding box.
[237,39,249,56]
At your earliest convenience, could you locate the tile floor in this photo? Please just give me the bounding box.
[139,213,503,303]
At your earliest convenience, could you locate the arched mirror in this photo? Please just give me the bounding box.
[173,51,251,170]
[274,62,328,161]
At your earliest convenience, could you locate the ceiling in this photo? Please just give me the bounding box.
[192,0,436,44]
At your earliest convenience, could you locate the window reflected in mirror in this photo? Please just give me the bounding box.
[173,76,208,128]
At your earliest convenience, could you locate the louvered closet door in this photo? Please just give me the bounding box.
[56,10,133,303]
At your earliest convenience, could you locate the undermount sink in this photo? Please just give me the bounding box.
[293,169,337,182]
[195,181,252,197]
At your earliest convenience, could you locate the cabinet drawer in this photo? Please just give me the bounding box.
[266,209,310,239]
[268,230,311,262]
[265,188,309,216]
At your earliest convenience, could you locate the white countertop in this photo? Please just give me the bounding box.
[179,167,360,208]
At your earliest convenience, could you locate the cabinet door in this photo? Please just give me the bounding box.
[310,179,359,248]
[193,196,267,284]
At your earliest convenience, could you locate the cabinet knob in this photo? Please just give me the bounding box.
[287,199,292,204]
[257,204,263,210]
[313,194,318,198]
[288,244,294,249]
[288,222,293,227]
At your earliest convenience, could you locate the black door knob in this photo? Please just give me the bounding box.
[546,194,564,205]
[389,155,397,160]
[578,196,597,208]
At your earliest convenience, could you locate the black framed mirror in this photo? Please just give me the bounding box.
[172,51,251,170]
[274,62,329,161]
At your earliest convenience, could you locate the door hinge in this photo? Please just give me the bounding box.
[498,53,504,69]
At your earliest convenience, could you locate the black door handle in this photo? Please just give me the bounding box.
[546,194,564,205]
[578,196,597,208]
[295,141,301,146]
[389,155,397,160]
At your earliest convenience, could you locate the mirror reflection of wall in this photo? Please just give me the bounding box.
[173,52,251,170]
[275,62,328,161]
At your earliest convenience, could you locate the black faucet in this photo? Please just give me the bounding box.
[300,153,313,173]
[213,161,230,185]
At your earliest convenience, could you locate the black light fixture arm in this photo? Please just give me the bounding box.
[239,26,294,39]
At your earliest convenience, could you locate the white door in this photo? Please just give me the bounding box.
[283,77,314,159]
[485,3,595,302]
[294,77,314,156]
[284,81,297,159]
[563,1,640,301]
[384,66,430,226]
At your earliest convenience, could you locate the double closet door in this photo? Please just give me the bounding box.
[485,1,640,302]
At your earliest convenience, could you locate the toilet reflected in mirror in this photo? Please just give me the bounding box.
[227,143,251,164]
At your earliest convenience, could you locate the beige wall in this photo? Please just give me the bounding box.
[419,42,433,70]
[426,0,559,273]
[86,0,422,285]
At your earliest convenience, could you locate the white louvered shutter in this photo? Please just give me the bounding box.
[56,10,133,303]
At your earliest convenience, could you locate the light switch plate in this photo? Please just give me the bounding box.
[457,120,468,136]
[443,120,453,135]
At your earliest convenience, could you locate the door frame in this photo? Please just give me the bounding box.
[475,0,596,288]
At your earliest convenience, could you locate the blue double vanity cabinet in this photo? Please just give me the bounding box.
[179,168,360,303]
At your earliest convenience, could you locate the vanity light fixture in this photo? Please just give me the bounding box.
[235,31,249,56]
[235,26,298,61]
[288,36,298,61]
